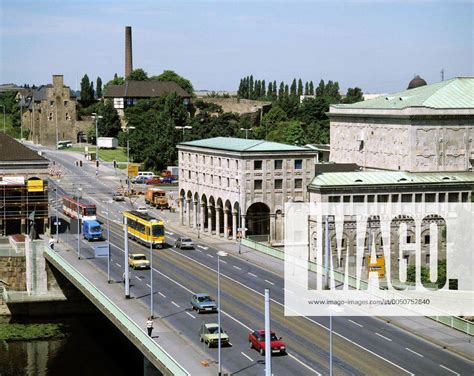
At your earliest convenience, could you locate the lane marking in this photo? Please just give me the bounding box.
[405,348,423,358]
[219,259,227,264]
[158,292,166,298]
[146,284,151,288]
[171,301,180,308]
[135,276,141,281]
[288,353,321,375]
[185,312,196,319]
[195,249,202,253]
[248,272,257,277]
[265,279,275,286]
[116,263,121,267]
[348,319,364,328]
[197,245,209,250]
[439,365,460,375]
[375,333,392,342]
[241,352,254,362]
[206,254,214,258]
[233,265,242,270]
[165,231,174,235]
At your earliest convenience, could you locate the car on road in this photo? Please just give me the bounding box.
[128,254,150,270]
[136,206,148,213]
[112,192,125,201]
[191,293,217,313]
[199,323,230,348]
[175,237,194,249]
[248,330,286,355]
[132,176,147,184]
[161,176,174,184]
[145,177,162,185]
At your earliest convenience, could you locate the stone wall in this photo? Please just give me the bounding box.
[0,256,26,291]
[200,98,272,120]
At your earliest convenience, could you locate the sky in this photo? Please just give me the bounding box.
[0,0,472,94]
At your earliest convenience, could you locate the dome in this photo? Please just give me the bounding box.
[407,75,427,90]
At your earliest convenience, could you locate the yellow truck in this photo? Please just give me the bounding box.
[145,188,168,209]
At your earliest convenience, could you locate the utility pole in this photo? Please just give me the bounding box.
[91,113,103,173]
[264,289,272,376]
[150,239,154,318]
[124,217,130,299]
[324,215,330,289]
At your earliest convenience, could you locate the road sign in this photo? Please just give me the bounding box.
[27,179,44,192]
[127,164,139,177]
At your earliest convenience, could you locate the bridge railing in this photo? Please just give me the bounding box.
[44,246,190,376]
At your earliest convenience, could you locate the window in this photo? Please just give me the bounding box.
[211,175,214,184]
[211,157,214,165]
[294,159,302,169]
[227,159,230,168]
[254,180,262,190]
[218,158,221,167]
[406,235,412,243]
[275,179,282,189]
[188,170,191,179]
[227,178,230,187]
[50,100,54,106]
[274,160,283,169]
[65,112,71,120]
[254,160,262,170]
[236,160,239,169]
[64,100,68,107]
[219,177,222,186]
[424,235,430,244]
[294,179,303,189]
[48,113,53,121]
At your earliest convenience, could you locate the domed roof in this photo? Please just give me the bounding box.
[407,75,427,90]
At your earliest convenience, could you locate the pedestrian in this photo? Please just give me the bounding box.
[146,316,154,337]
[48,237,55,250]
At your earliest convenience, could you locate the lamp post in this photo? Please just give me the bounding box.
[106,199,113,283]
[55,179,61,243]
[150,237,154,318]
[91,113,103,174]
[239,127,253,139]
[217,250,228,375]
[1,105,5,134]
[125,126,136,196]
[76,186,83,259]
[175,126,192,141]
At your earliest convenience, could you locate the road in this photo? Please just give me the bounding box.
[43,146,473,375]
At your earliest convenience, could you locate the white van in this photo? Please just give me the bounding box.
[138,171,154,178]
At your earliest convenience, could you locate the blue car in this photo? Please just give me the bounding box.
[82,220,103,241]
[191,293,217,313]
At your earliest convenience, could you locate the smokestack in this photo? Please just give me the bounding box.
[125,26,133,79]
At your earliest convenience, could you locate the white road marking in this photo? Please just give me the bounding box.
[116,263,121,267]
[195,249,202,253]
[348,319,364,328]
[288,353,321,375]
[165,231,174,235]
[185,312,196,319]
[219,259,227,264]
[405,348,423,357]
[375,333,392,342]
[248,272,257,277]
[158,292,166,298]
[197,245,209,250]
[241,352,254,362]
[265,279,275,285]
[206,254,214,258]
[171,301,180,308]
[439,365,460,375]
[146,284,151,288]
[233,265,242,270]
[135,276,141,281]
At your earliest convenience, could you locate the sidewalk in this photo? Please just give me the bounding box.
[156,206,474,362]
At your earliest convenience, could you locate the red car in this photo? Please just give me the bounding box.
[248,330,286,355]
[145,177,161,185]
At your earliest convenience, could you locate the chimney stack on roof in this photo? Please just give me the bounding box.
[125,26,133,79]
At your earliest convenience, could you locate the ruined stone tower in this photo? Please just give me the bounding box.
[125,26,133,78]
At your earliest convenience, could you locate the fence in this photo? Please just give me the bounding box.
[242,238,474,336]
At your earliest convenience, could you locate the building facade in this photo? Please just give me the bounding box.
[329,77,474,172]
[177,137,317,245]
[20,75,91,147]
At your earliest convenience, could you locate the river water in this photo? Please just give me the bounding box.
[0,314,148,376]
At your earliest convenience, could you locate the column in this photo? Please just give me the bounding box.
[224,209,229,239]
[232,211,237,240]
[216,207,221,237]
[179,197,184,225]
[186,198,191,227]
[200,203,206,233]
[193,201,198,229]
[208,206,213,234]
[269,214,276,245]
[241,215,246,238]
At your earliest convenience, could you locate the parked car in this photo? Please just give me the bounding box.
[132,176,147,184]
[199,323,230,348]
[136,206,148,213]
[191,293,217,313]
[112,192,125,201]
[248,330,286,355]
[128,254,150,270]
[175,237,194,249]
[161,176,173,184]
[145,177,162,185]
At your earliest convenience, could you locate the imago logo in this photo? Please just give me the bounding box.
[284,202,473,317]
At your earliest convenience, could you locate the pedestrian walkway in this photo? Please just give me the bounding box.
[156,206,474,362]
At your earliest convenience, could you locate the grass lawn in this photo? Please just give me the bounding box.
[68,146,128,162]
[0,322,66,341]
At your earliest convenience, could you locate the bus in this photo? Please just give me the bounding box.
[62,196,97,221]
[123,211,165,248]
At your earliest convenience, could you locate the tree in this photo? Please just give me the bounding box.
[103,73,125,94]
[237,78,244,98]
[343,87,364,104]
[309,81,314,95]
[278,82,285,98]
[151,70,194,95]
[304,82,309,95]
[316,79,325,97]
[249,75,254,99]
[272,80,277,99]
[290,78,297,97]
[89,81,95,100]
[254,80,261,99]
[127,68,148,81]
[80,74,93,106]
[261,80,266,98]
[267,82,272,100]
[284,84,289,97]
[96,77,103,98]
[284,121,305,145]
[297,79,303,96]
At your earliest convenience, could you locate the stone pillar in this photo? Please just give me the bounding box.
[232,211,237,240]
[200,203,206,233]
[241,215,246,238]
[193,201,198,229]
[269,214,276,245]
[186,199,191,227]
[179,197,184,225]
[208,207,213,234]
[216,207,221,237]
[224,210,229,239]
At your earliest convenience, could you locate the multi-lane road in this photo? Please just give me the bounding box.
[43,146,472,375]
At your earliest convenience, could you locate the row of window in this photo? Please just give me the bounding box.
[327,192,470,203]
[254,159,302,170]
[47,113,72,121]
[49,100,69,107]
[254,179,303,190]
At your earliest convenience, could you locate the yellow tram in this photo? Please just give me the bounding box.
[122,211,165,248]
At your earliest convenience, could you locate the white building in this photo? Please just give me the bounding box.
[177,137,317,245]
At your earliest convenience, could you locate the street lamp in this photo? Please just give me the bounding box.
[125,126,136,196]
[91,113,103,173]
[105,199,113,283]
[175,125,192,141]
[217,250,228,376]
[240,127,253,139]
[150,236,154,319]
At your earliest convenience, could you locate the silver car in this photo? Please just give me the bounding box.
[175,237,194,249]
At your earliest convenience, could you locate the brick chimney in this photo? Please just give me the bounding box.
[125,26,133,78]
[52,75,64,87]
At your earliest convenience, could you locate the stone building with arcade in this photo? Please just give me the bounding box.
[177,137,317,246]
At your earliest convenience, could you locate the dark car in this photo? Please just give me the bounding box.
[248,330,286,355]
[161,176,173,184]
